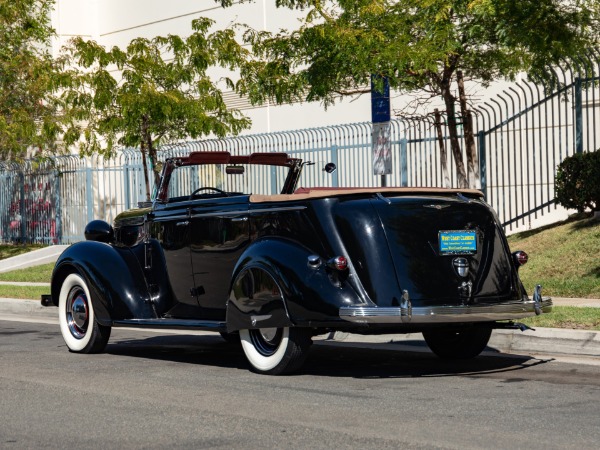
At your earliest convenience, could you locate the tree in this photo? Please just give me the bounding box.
[60,17,251,200]
[0,0,68,161]
[235,0,599,188]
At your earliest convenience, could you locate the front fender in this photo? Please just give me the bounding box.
[227,237,362,331]
[51,241,156,326]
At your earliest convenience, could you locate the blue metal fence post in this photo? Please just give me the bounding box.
[19,172,26,242]
[331,145,339,187]
[271,166,278,194]
[478,131,487,198]
[400,138,408,187]
[123,165,131,210]
[574,77,583,154]
[54,171,62,244]
[86,167,94,222]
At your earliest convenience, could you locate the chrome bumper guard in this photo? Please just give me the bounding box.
[339,295,553,325]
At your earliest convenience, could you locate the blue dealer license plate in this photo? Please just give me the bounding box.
[439,230,477,255]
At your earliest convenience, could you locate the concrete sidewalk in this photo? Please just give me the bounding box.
[0,245,69,273]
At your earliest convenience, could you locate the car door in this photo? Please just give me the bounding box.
[189,195,250,320]
[151,200,199,314]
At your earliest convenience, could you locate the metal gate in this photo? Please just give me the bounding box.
[1,53,599,243]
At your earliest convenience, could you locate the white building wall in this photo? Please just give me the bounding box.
[50,0,373,133]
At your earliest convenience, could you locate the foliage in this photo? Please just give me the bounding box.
[0,0,69,161]
[60,17,251,199]
[555,150,600,213]
[235,0,599,188]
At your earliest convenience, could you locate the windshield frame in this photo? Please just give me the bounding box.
[154,152,304,203]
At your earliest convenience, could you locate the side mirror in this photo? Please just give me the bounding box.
[323,163,337,174]
[84,220,114,243]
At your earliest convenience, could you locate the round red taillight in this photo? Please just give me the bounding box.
[327,256,348,271]
[335,256,348,270]
[514,251,528,266]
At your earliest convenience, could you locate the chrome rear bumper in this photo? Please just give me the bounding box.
[339,297,553,324]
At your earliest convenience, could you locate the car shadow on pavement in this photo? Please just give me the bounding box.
[104,333,553,379]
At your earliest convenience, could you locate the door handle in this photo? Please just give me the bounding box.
[231,216,248,222]
[176,221,189,227]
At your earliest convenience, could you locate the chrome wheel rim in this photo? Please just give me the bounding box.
[66,287,89,339]
[249,328,282,356]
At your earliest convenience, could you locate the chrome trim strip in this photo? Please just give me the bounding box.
[248,206,307,214]
[151,206,306,222]
[188,206,306,219]
[190,210,248,219]
[339,298,553,324]
[152,214,189,223]
[113,319,226,330]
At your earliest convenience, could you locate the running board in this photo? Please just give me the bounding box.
[112,318,226,332]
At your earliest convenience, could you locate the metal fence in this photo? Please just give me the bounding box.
[1,52,599,244]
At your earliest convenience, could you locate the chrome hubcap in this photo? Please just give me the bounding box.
[66,288,89,339]
[250,328,283,356]
[259,328,278,342]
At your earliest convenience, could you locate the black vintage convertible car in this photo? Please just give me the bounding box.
[43,151,552,374]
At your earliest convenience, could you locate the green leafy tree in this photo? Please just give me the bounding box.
[61,17,251,200]
[0,0,68,161]
[234,0,599,188]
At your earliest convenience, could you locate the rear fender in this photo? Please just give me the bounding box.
[226,265,293,332]
[51,241,158,326]
[226,237,361,332]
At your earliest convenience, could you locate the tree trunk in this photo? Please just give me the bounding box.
[456,71,479,189]
[140,116,151,202]
[434,109,451,188]
[440,74,468,188]
[141,115,160,197]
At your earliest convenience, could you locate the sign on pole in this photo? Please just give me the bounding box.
[371,75,392,177]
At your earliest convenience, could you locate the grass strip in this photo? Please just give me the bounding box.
[0,285,50,300]
[507,216,600,298]
[519,306,600,331]
[0,263,54,283]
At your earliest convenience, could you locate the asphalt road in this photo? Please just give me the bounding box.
[1,319,600,450]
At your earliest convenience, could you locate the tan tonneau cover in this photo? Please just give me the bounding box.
[249,187,483,204]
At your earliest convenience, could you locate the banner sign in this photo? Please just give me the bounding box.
[372,121,392,175]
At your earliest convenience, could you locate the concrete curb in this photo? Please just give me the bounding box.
[0,298,57,319]
[321,328,600,358]
[1,298,598,359]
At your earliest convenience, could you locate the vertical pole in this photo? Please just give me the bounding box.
[86,167,94,222]
[124,165,131,210]
[371,75,392,187]
[19,173,26,242]
[400,138,408,187]
[271,166,278,195]
[478,131,487,199]
[331,145,339,187]
[54,171,62,244]
[574,77,583,154]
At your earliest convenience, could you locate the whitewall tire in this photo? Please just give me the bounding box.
[239,327,311,375]
[58,273,111,353]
